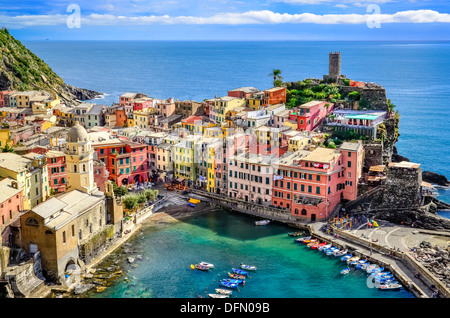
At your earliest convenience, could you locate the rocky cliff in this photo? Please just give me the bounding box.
[0,28,100,106]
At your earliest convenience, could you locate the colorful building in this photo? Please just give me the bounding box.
[263,87,286,107]
[45,150,67,194]
[0,178,23,245]
[289,100,334,132]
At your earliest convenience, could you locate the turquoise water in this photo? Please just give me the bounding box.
[91,209,414,298]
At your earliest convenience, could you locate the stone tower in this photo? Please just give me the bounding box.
[65,121,97,194]
[329,52,341,82]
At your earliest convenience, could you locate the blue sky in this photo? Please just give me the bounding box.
[1,0,450,40]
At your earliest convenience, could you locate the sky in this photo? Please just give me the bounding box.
[1,0,450,40]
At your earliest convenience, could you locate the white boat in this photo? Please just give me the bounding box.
[365,264,380,273]
[346,256,360,264]
[215,288,233,295]
[378,283,402,291]
[340,268,350,275]
[255,220,270,226]
[199,262,214,269]
[318,244,332,251]
[334,249,347,257]
[240,264,257,271]
[209,293,230,298]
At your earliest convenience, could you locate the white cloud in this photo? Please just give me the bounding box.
[2,9,450,28]
[335,4,349,8]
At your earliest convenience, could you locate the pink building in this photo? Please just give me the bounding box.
[133,98,154,111]
[228,87,260,99]
[289,101,334,132]
[272,141,363,221]
[0,91,14,107]
[227,152,276,205]
[0,178,23,244]
[156,98,175,118]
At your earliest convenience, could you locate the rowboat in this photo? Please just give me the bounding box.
[189,198,201,204]
[340,254,352,261]
[307,239,319,247]
[340,268,350,275]
[219,280,239,289]
[350,259,367,266]
[228,272,246,279]
[346,256,360,264]
[333,249,347,257]
[296,236,311,243]
[215,288,233,295]
[318,244,332,251]
[232,268,248,276]
[311,242,325,250]
[326,248,339,255]
[194,264,209,271]
[188,203,196,207]
[221,278,245,285]
[240,264,257,271]
[288,232,303,237]
[208,293,229,298]
[255,220,270,226]
[378,283,402,291]
[199,262,214,269]
[355,262,370,270]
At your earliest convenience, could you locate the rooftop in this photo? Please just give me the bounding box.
[0,178,22,203]
[303,147,340,163]
[0,153,32,173]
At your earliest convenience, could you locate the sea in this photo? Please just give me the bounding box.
[21,40,449,298]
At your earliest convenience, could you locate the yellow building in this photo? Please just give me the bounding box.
[206,144,215,193]
[214,96,246,124]
[287,135,311,152]
[0,125,12,148]
[0,152,50,210]
[247,92,264,110]
[133,108,156,129]
[172,135,201,182]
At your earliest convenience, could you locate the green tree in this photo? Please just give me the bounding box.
[268,69,283,87]
[1,144,15,153]
[114,186,128,198]
[123,196,138,211]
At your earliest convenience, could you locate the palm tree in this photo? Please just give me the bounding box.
[268,69,283,87]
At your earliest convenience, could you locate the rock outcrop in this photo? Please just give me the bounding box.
[422,171,450,187]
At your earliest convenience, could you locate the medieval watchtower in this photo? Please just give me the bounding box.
[324,51,345,83]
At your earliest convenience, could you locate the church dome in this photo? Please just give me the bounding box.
[67,121,89,143]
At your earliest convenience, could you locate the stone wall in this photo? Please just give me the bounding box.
[363,142,383,171]
[381,166,422,209]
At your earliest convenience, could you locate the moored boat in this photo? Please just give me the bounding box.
[208,293,229,298]
[215,288,233,295]
[296,236,311,243]
[189,198,201,204]
[340,254,352,261]
[334,249,347,257]
[255,220,270,226]
[221,278,245,285]
[318,244,332,251]
[307,239,319,247]
[288,232,303,237]
[199,262,214,269]
[232,268,248,276]
[346,256,360,264]
[240,264,257,271]
[326,248,339,255]
[188,202,196,207]
[194,264,209,271]
[219,280,239,289]
[378,283,402,291]
[312,242,325,250]
[228,272,246,279]
[340,268,350,275]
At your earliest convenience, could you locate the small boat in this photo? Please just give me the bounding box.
[189,198,201,204]
[318,244,331,251]
[232,268,248,276]
[296,236,311,243]
[288,232,303,237]
[221,278,245,285]
[194,264,209,271]
[378,283,402,291]
[367,266,384,274]
[311,242,325,250]
[240,264,257,271]
[365,264,379,273]
[199,262,214,269]
[208,293,229,298]
[188,202,196,207]
[219,281,239,289]
[347,256,360,264]
[340,254,352,261]
[215,288,233,295]
[334,249,347,257]
[355,262,370,270]
[350,259,366,266]
[255,220,270,226]
[326,248,339,256]
[303,239,311,244]
[307,239,319,247]
[340,268,350,275]
[228,272,246,280]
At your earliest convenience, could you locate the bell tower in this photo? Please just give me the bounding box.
[65,121,97,194]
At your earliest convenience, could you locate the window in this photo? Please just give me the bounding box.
[63,231,66,244]
[316,175,320,182]
[348,161,352,168]
[72,224,75,237]
[301,184,305,192]
[316,187,320,194]
[308,185,312,193]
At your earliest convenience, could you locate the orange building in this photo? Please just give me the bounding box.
[263,87,286,107]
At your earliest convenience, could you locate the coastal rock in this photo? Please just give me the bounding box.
[73,283,95,295]
[422,171,450,187]
[127,257,135,264]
